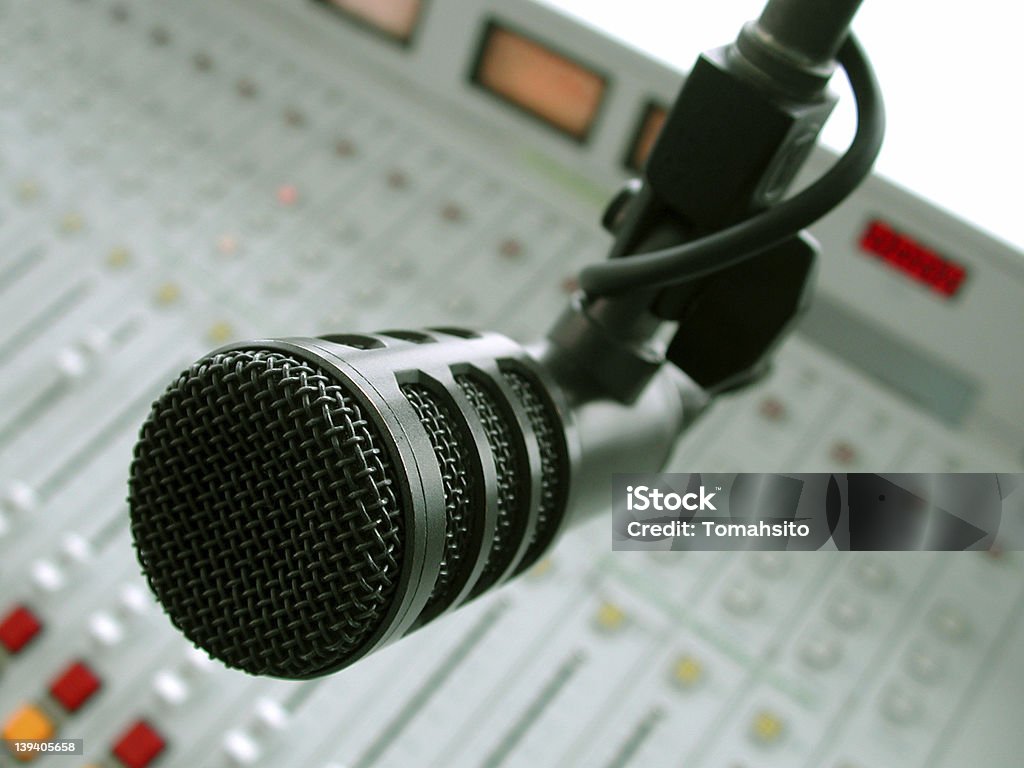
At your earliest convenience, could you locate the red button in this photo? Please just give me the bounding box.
[0,605,42,654]
[49,660,102,712]
[112,720,165,768]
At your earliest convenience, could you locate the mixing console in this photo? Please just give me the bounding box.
[1,1,1022,767]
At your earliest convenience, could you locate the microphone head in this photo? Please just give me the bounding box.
[129,330,571,679]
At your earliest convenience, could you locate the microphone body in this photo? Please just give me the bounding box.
[129,327,699,679]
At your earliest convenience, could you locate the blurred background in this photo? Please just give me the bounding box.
[0,1,1021,767]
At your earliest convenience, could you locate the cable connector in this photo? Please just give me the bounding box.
[646,44,836,228]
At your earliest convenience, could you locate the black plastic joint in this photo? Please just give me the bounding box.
[664,232,819,394]
[645,45,836,228]
[545,293,664,404]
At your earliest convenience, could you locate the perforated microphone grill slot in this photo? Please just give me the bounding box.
[401,383,477,616]
[502,368,568,570]
[456,374,524,594]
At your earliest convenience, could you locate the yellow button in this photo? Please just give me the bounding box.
[751,710,785,744]
[154,282,182,306]
[106,246,132,268]
[207,321,234,344]
[594,602,626,632]
[60,213,84,234]
[671,655,703,689]
[528,558,554,579]
[17,181,40,202]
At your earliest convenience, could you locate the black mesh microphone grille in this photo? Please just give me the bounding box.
[129,349,404,679]
[400,384,475,615]
[456,374,522,593]
[503,369,566,569]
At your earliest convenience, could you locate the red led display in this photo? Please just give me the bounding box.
[859,219,967,297]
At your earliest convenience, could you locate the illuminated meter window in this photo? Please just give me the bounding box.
[859,219,968,298]
[320,0,423,45]
[472,21,608,142]
[626,102,667,172]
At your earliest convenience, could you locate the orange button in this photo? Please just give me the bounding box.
[3,705,55,762]
[3,705,54,741]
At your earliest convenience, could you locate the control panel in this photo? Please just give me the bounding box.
[1,1,1022,767]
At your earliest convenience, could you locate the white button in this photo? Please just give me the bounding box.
[880,684,921,725]
[223,730,260,766]
[118,584,149,616]
[799,634,842,671]
[60,534,92,565]
[2,483,38,515]
[184,646,216,677]
[827,595,868,630]
[853,557,893,591]
[56,347,88,379]
[751,552,787,579]
[906,645,943,684]
[253,698,288,733]
[30,559,64,593]
[930,603,971,643]
[154,670,190,707]
[89,612,124,647]
[721,582,762,616]
[80,327,111,356]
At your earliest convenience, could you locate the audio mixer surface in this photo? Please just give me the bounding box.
[1,1,1023,767]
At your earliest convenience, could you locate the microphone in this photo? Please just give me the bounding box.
[128,0,878,680]
[129,328,700,679]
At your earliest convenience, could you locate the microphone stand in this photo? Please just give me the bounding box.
[546,0,867,404]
